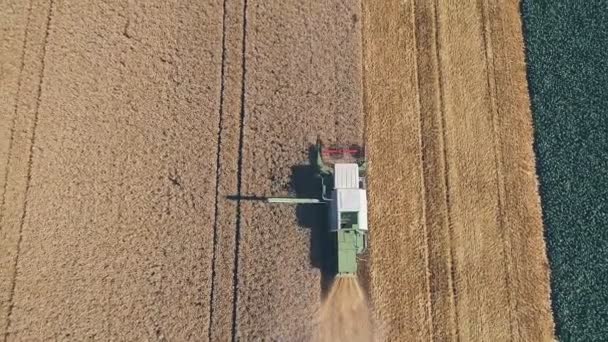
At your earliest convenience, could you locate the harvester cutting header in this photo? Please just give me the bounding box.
[266,139,369,278]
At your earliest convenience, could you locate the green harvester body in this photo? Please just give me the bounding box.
[336,229,366,275]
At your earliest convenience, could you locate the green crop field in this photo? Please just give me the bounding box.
[522,1,608,340]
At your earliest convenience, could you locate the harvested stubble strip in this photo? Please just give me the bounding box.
[232,0,364,339]
[362,0,554,341]
[1,0,226,340]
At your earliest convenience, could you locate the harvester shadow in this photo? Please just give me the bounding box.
[225,195,267,201]
[290,146,336,299]
[228,146,336,299]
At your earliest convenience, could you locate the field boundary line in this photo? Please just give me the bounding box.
[432,0,460,340]
[330,3,337,139]
[3,0,55,340]
[410,0,434,339]
[231,0,248,340]
[359,0,368,145]
[478,1,518,340]
[207,0,229,339]
[0,0,33,230]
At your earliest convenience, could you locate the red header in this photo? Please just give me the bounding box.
[322,148,360,154]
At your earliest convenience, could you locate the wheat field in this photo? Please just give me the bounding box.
[362,0,554,341]
[0,0,553,340]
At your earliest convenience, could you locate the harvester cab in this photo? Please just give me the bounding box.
[266,139,368,278]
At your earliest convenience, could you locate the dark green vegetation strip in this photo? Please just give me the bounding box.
[522,1,608,341]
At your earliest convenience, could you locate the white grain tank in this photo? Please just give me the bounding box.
[329,163,368,232]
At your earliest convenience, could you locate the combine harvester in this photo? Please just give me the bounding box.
[266,139,368,278]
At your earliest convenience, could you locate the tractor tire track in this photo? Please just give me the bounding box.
[230,0,249,340]
[428,0,462,339]
[479,0,516,340]
[0,0,54,339]
[207,0,229,339]
[410,0,435,339]
[0,0,32,228]
[5,0,55,337]
[206,0,248,339]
